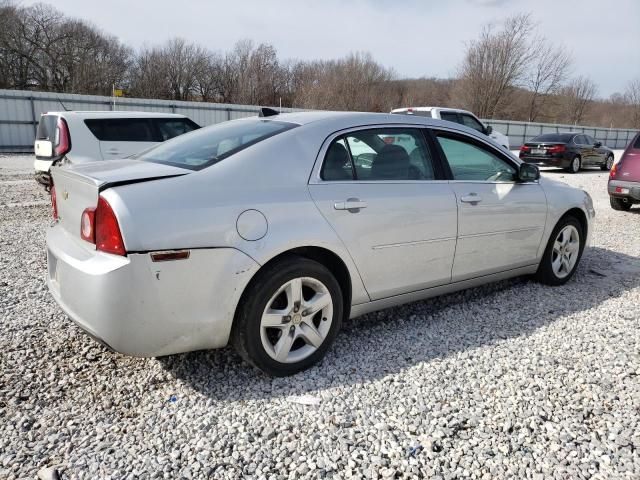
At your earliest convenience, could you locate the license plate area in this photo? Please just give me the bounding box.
[532,148,545,155]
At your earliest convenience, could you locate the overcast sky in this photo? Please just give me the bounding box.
[22,0,640,97]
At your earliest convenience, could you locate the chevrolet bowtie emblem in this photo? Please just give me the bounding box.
[62,190,69,200]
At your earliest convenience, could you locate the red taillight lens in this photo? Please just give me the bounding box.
[547,144,566,154]
[520,145,531,152]
[80,207,95,243]
[54,117,70,157]
[610,162,618,178]
[95,196,125,255]
[79,196,125,256]
[50,184,58,220]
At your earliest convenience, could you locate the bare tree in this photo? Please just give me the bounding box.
[458,14,535,118]
[526,39,571,121]
[561,76,597,125]
[624,78,640,128]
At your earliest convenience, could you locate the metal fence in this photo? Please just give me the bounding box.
[0,88,637,152]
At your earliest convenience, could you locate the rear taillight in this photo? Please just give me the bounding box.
[80,196,125,256]
[547,144,566,154]
[610,162,618,178]
[54,117,70,157]
[519,145,531,156]
[51,184,58,220]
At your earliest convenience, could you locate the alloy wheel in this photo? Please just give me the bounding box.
[260,277,333,363]
[551,225,580,279]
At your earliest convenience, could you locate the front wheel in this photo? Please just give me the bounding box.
[535,216,584,286]
[601,155,614,171]
[232,256,343,376]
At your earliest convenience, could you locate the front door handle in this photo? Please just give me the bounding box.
[334,198,367,212]
[460,193,482,204]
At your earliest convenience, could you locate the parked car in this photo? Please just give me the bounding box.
[390,106,510,149]
[46,110,594,376]
[34,111,200,186]
[608,131,640,211]
[519,132,614,173]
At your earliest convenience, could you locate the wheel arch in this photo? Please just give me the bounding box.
[559,207,588,239]
[236,246,354,324]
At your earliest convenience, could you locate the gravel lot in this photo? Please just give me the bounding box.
[1,154,639,479]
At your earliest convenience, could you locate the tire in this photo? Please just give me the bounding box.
[232,256,343,376]
[610,196,632,211]
[565,156,581,174]
[535,216,584,286]
[600,155,614,171]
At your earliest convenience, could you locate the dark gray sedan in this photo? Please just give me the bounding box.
[519,133,614,173]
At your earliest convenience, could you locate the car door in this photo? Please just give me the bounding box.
[308,127,458,300]
[583,135,602,164]
[432,130,547,282]
[574,135,593,165]
[85,118,158,159]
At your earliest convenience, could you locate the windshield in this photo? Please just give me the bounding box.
[134,119,297,170]
[530,133,574,143]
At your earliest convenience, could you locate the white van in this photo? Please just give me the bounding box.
[34,111,200,185]
[391,107,510,150]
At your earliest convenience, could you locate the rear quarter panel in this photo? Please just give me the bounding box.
[105,125,371,305]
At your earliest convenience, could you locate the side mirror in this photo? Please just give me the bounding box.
[485,125,493,135]
[35,140,53,159]
[519,163,540,182]
[594,141,602,148]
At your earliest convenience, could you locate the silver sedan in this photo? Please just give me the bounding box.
[46,111,595,376]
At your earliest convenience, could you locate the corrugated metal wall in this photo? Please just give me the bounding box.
[0,88,637,151]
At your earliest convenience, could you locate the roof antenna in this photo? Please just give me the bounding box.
[259,107,279,118]
[56,96,70,112]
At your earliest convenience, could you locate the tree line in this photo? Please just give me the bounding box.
[1,3,638,129]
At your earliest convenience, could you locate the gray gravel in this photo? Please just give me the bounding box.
[1,154,639,479]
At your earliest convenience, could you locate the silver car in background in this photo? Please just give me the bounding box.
[46,111,594,376]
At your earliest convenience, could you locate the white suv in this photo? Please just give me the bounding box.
[391,107,510,150]
[34,111,200,185]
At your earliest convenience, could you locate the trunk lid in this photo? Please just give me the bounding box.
[51,159,189,239]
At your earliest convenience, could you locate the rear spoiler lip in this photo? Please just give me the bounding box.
[99,174,187,192]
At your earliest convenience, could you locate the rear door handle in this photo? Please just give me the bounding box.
[334,198,367,212]
[460,193,482,204]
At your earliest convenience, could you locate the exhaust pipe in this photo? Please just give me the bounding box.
[623,198,629,203]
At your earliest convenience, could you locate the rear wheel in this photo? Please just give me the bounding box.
[565,156,581,174]
[535,216,584,285]
[232,256,343,376]
[601,154,614,171]
[610,196,632,211]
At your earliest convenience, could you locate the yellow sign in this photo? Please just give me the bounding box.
[113,89,125,97]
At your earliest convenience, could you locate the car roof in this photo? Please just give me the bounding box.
[44,111,188,119]
[391,106,474,115]
[254,110,451,127]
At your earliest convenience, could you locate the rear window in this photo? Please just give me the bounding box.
[634,134,640,149]
[134,119,297,170]
[531,133,574,143]
[36,115,58,141]
[85,119,155,142]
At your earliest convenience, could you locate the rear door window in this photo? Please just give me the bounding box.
[85,119,156,142]
[321,128,437,181]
